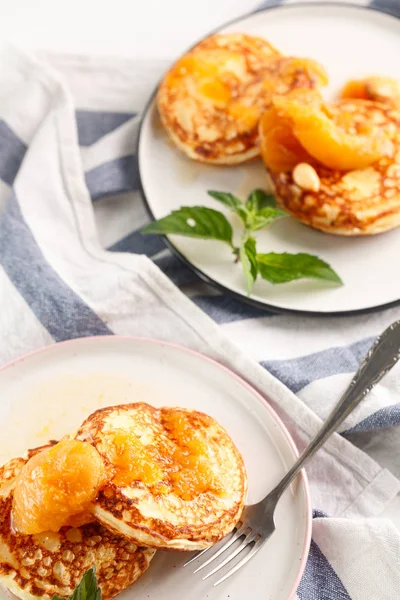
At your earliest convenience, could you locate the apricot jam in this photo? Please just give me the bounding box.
[105,410,222,501]
[341,77,400,108]
[165,55,222,93]
[259,105,313,172]
[228,103,261,133]
[260,90,392,172]
[199,80,231,105]
[341,80,370,100]
[162,409,222,502]
[106,431,162,487]
[12,440,105,535]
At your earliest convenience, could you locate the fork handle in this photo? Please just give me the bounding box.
[270,320,400,502]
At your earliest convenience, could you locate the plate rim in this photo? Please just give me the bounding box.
[136,0,400,318]
[0,335,312,600]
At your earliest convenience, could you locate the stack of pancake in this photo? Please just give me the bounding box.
[0,403,247,599]
[157,33,327,165]
[157,33,400,236]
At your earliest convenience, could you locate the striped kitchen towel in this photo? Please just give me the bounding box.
[1,1,400,598]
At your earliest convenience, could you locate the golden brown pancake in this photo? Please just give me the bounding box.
[75,403,247,551]
[0,447,155,600]
[157,33,327,164]
[261,96,400,235]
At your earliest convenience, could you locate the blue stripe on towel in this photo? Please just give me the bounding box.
[192,294,273,324]
[108,229,166,256]
[261,337,374,393]
[297,540,351,600]
[369,0,400,17]
[76,110,136,146]
[85,155,139,201]
[0,121,27,186]
[0,194,111,340]
[153,253,200,287]
[344,403,400,434]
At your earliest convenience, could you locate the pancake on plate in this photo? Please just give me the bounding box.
[157,33,327,164]
[76,403,247,551]
[0,446,155,600]
[259,90,400,235]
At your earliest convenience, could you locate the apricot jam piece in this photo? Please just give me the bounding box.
[259,105,314,173]
[198,79,231,105]
[259,90,321,172]
[12,440,105,535]
[103,410,222,501]
[167,52,241,107]
[64,511,96,528]
[161,409,222,501]
[166,55,217,86]
[341,76,400,107]
[273,91,392,171]
[105,430,162,487]
[227,102,260,131]
[341,80,370,100]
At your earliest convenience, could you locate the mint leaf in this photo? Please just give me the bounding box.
[250,207,287,232]
[207,190,241,211]
[142,207,233,245]
[71,568,101,600]
[53,567,101,600]
[207,191,248,224]
[257,253,342,284]
[246,189,276,212]
[240,237,258,295]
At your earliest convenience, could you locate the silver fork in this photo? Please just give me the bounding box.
[185,320,400,586]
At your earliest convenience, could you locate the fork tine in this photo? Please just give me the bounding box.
[193,526,246,574]
[202,533,255,580]
[213,538,263,586]
[183,547,211,567]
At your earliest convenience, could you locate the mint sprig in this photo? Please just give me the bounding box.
[53,567,101,600]
[142,189,342,295]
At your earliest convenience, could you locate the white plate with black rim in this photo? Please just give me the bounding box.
[0,337,310,600]
[137,2,400,316]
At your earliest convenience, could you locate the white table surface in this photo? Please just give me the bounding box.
[0,0,259,59]
[0,0,398,531]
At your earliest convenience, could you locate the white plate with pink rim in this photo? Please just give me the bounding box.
[0,336,311,600]
[138,2,400,316]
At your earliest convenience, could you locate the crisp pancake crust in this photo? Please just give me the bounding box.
[0,448,155,600]
[157,33,326,164]
[267,100,400,235]
[76,403,247,551]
